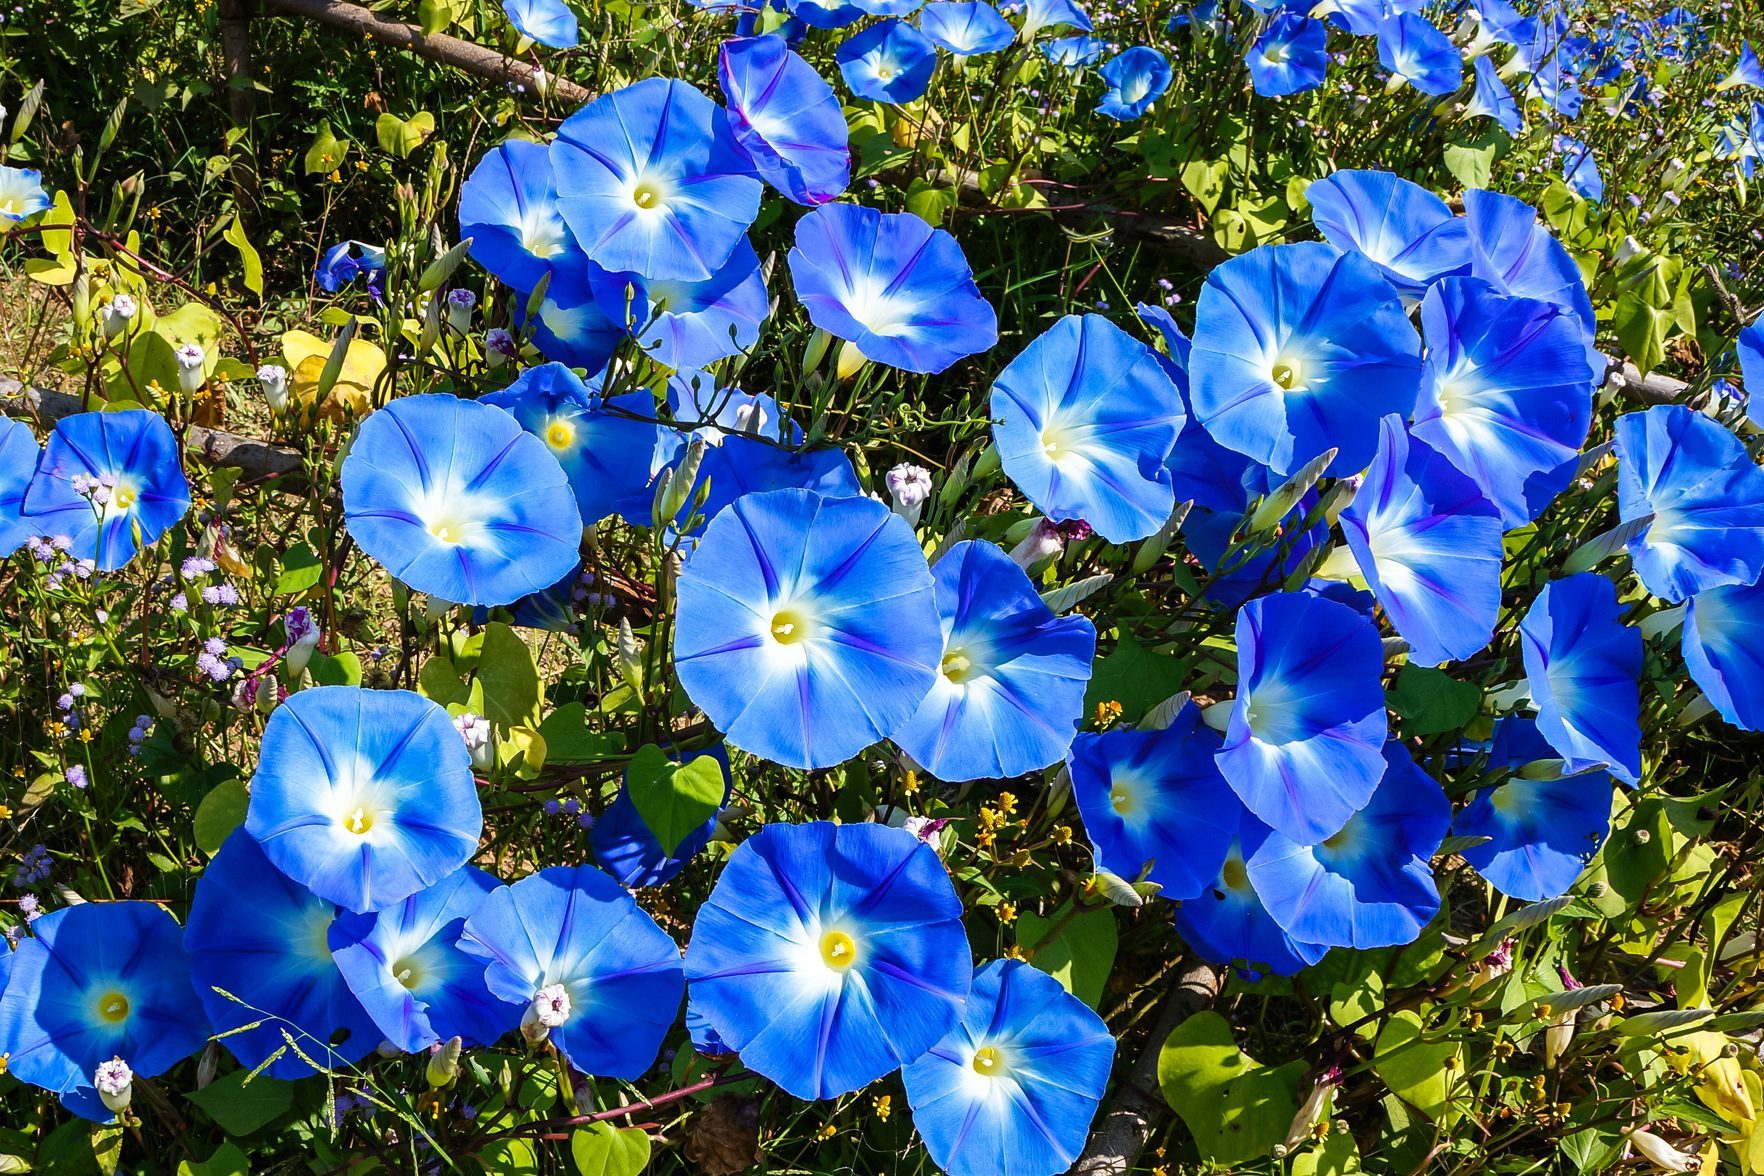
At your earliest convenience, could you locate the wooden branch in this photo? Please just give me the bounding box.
[259,0,592,106]
[1610,359,1690,407]
[1071,958,1222,1176]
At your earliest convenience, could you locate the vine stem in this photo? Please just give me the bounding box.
[467,1066,752,1148]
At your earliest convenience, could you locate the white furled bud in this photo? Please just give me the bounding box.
[174,342,207,394]
[94,1057,133,1114]
[1008,518,1064,573]
[446,289,477,335]
[101,294,138,340]
[884,464,933,528]
[453,712,493,773]
[257,363,289,414]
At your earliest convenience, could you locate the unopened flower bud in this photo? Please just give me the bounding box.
[101,294,138,340]
[284,607,321,675]
[257,363,289,414]
[484,327,516,369]
[453,712,493,772]
[94,1057,133,1114]
[521,983,572,1044]
[174,342,207,394]
[1009,518,1065,573]
[884,464,933,528]
[426,1036,463,1089]
[1627,1127,1698,1172]
[446,288,477,334]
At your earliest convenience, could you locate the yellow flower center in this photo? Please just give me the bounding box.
[820,929,859,971]
[972,1045,1004,1076]
[1221,857,1250,891]
[941,649,975,683]
[392,957,425,990]
[771,608,812,645]
[544,419,575,450]
[1272,360,1300,390]
[96,991,131,1024]
[633,182,662,210]
[343,805,375,836]
[110,487,136,511]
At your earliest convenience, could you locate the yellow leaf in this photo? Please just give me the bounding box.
[282,328,385,421]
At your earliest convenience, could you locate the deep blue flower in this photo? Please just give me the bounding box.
[1741,322,1763,430]
[317,240,386,296]
[919,2,1015,54]
[0,416,39,556]
[901,959,1114,1176]
[502,0,578,46]
[1519,574,1642,786]
[1560,137,1604,202]
[1182,490,1330,611]
[1463,189,1596,349]
[1683,580,1764,731]
[673,489,943,769]
[1526,54,1583,119]
[1454,718,1612,900]
[481,362,669,528]
[340,393,583,606]
[1041,34,1108,67]
[594,238,768,369]
[1305,169,1470,300]
[0,902,207,1119]
[459,139,584,295]
[1466,55,1522,133]
[1717,41,1764,91]
[1172,804,1328,978]
[1097,47,1172,120]
[1614,405,1764,602]
[691,434,863,528]
[1410,277,1598,529]
[892,539,1096,781]
[991,314,1185,543]
[719,35,851,205]
[330,866,513,1052]
[1246,743,1449,949]
[592,746,732,887]
[1189,241,1421,477]
[514,265,625,372]
[1377,13,1462,94]
[684,821,971,1099]
[1218,591,1389,844]
[553,78,762,282]
[789,202,997,373]
[460,866,685,1077]
[1068,702,1240,899]
[851,0,925,14]
[838,20,939,104]
[21,409,192,572]
[791,0,866,28]
[185,831,382,1078]
[1247,14,1328,97]
[246,686,482,914]
[1017,0,1091,39]
[1341,415,1502,666]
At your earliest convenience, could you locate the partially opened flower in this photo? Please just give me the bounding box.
[901,959,1114,1176]
[0,166,49,225]
[1173,805,1328,978]
[991,314,1185,543]
[185,831,382,1078]
[0,902,206,1120]
[330,866,513,1053]
[502,0,578,46]
[459,139,584,294]
[592,747,733,887]
[1341,415,1502,666]
[1067,701,1240,899]
[1247,14,1328,97]
[246,686,482,914]
[21,409,192,572]
[892,540,1096,781]
[1042,34,1107,67]
[919,2,1015,54]
[1245,743,1449,949]
[1519,574,1642,785]
[461,866,684,1076]
[481,362,668,528]
[1410,277,1597,528]
[340,393,584,607]
[1717,40,1764,91]
[1466,56,1523,133]
[0,416,39,557]
[1614,405,1764,602]
[789,202,996,373]
[838,20,939,104]
[1189,242,1421,477]
[1377,13,1462,94]
[1455,718,1611,900]
[317,240,386,296]
[1097,47,1172,120]
[594,238,768,369]
[1682,580,1764,731]
[1218,591,1389,844]
[1016,0,1091,40]
[1559,137,1604,202]
[1305,169,1471,300]
[673,489,942,769]
[684,821,971,1099]
[1463,189,1596,348]
[719,35,851,205]
[553,78,761,283]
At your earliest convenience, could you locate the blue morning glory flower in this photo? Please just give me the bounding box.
[516,265,625,372]
[1463,189,1596,348]
[1466,55,1523,133]
[1097,47,1172,120]
[1410,277,1598,529]
[901,959,1114,1176]
[1683,580,1764,731]
[851,0,925,14]
[1305,169,1471,300]
[460,866,685,1077]
[1454,718,1611,900]
[1519,574,1642,786]
[0,902,207,1116]
[1189,241,1421,478]
[0,416,39,556]
[919,2,1015,54]
[838,20,939,104]
[684,821,971,1099]
[246,686,482,914]
[719,35,852,206]
[1017,0,1091,39]
[481,362,668,528]
[185,831,382,1078]
[1526,55,1583,119]
[674,490,942,768]
[1717,41,1764,91]
[892,539,1096,782]
[1068,701,1240,900]
[789,202,997,373]
[1560,137,1604,201]
[459,139,584,295]
[553,78,762,283]
[1183,491,1330,611]
[1042,34,1108,67]
[991,314,1186,544]
[329,866,513,1053]
[1245,743,1449,949]
[791,0,866,28]
[1614,405,1764,603]
[21,409,192,572]
[1377,13,1462,94]
[688,433,863,528]
[0,166,50,225]
[317,240,387,296]
[1247,14,1328,97]
[1218,591,1389,845]
[594,237,768,369]
[1741,322,1763,429]
[502,0,578,46]
[1340,415,1503,666]
[592,746,732,888]
[340,393,584,607]
[1173,805,1328,978]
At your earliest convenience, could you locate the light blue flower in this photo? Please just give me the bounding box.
[1172,805,1328,978]
[919,2,1015,54]
[1463,189,1596,350]
[1097,47,1172,120]
[1717,40,1764,91]
[0,165,50,226]
[1683,580,1764,731]
[502,0,578,46]
[1042,34,1108,67]
[1454,718,1611,900]
[719,35,852,205]
[1519,574,1642,786]
[21,409,192,572]
[459,139,584,295]
[1016,0,1091,40]
[1377,13,1462,94]
[594,238,768,369]
[1466,55,1522,133]
[838,19,940,104]
[1741,321,1764,430]
[1305,169,1470,300]
[1247,14,1328,97]
[1559,137,1604,202]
